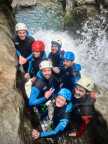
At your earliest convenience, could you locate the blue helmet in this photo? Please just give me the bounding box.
[58,88,72,101]
[64,51,75,61]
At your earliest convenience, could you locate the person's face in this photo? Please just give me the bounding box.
[56,96,67,108]
[17,30,27,40]
[33,52,41,58]
[74,85,86,99]
[42,68,52,79]
[51,47,58,54]
[63,60,74,68]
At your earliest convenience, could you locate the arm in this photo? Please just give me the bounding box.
[74,116,92,137]
[26,54,33,61]
[74,72,81,82]
[73,64,81,83]
[40,119,69,138]
[16,50,21,57]
[27,59,33,73]
[29,87,46,106]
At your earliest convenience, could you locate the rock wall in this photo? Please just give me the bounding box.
[65,0,108,13]
[0,2,21,144]
[64,0,108,32]
[12,0,59,8]
[12,0,37,7]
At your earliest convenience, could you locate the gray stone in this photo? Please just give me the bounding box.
[12,0,37,7]
[0,5,21,144]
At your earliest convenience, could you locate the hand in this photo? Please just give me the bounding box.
[44,88,55,99]
[32,129,40,139]
[19,56,27,65]
[60,83,63,88]
[52,67,60,74]
[68,132,77,137]
[24,73,30,79]
[31,77,36,83]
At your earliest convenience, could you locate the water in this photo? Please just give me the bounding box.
[15,3,108,144]
[15,3,64,32]
[74,13,108,89]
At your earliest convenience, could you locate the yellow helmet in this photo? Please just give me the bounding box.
[77,76,94,91]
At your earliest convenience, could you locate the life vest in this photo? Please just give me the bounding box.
[48,52,62,67]
[15,35,34,58]
[52,105,71,131]
[60,64,81,91]
[74,94,95,116]
[33,74,59,115]
[29,57,42,77]
[29,52,46,77]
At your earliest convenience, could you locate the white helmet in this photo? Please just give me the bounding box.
[56,40,62,46]
[51,39,62,48]
[39,60,53,70]
[77,76,94,91]
[15,23,28,31]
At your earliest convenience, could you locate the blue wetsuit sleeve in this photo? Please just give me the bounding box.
[75,72,81,82]
[26,54,32,61]
[28,59,33,73]
[73,64,81,82]
[29,87,46,106]
[40,119,69,138]
[66,102,74,112]
[16,50,21,57]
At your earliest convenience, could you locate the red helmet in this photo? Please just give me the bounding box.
[32,40,45,52]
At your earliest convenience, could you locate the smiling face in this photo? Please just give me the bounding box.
[42,68,52,80]
[74,85,86,99]
[17,30,27,40]
[55,96,67,108]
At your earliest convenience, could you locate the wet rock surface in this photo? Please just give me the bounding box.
[0,2,21,144]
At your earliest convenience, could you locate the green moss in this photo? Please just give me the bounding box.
[64,6,88,28]
[64,14,73,26]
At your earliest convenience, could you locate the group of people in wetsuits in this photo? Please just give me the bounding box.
[14,22,96,140]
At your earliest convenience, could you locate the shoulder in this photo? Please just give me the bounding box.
[26,36,35,43]
[14,36,19,43]
[66,102,74,112]
[36,71,44,79]
[73,63,81,71]
[35,78,46,89]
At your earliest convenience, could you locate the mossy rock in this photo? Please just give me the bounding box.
[76,0,86,6]
[64,5,97,30]
[64,6,87,30]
